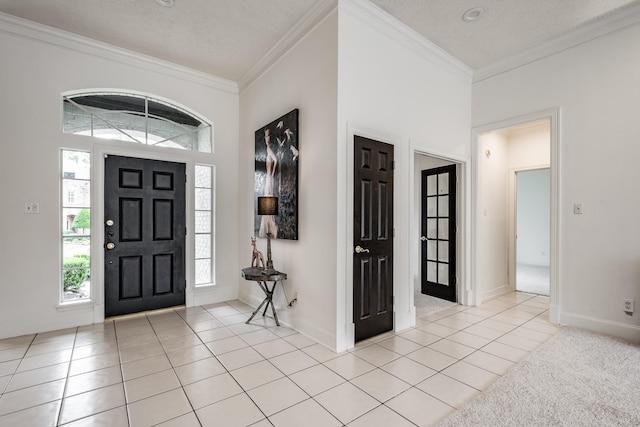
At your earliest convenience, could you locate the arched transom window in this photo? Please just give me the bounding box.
[63,91,212,153]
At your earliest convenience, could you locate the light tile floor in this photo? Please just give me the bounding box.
[0,292,559,426]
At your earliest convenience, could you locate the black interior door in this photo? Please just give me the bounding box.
[421,164,456,302]
[354,136,394,342]
[104,155,186,317]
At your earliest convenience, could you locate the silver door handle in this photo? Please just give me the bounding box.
[354,245,370,254]
[420,236,427,241]
[106,242,116,250]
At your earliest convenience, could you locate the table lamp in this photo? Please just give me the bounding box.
[258,196,278,274]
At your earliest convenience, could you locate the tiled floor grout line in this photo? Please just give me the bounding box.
[0,292,557,426]
[57,329,79,426]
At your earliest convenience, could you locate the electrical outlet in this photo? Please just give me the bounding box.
[288,291,298,307]
[573,203,583,214]
[623,299,634,313]
[24,203,40,214]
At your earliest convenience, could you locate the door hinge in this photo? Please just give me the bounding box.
[392,160,396,170]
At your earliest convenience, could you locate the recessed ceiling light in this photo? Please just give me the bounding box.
[154,0,175,7]
[462,7,484,22]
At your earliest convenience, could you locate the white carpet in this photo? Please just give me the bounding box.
[439,328,640,426]
[516,263,549,296]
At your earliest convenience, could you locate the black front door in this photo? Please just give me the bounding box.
[421,164,456,302]
[104,155,186,317]
[353,136,394,342]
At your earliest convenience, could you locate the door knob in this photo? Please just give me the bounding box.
[106,242,116,250]
[354,245,370,254]
[105,219,114,226]
[420,236,427,241]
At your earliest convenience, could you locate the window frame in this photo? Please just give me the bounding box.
[60,149,92,303]
[62,90,213,153]
[58,89,217,310]
[194,164,216,287]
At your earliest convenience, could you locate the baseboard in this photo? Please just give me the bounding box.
[0,286,236,340]
[239,292,337,352]
[0,308,94,340]
[560,311,640,342]
[480,284,510,304]
[548,303,560,324]
[189,285,238,308]
[396,306,416,332]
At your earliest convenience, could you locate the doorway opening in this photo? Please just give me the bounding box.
[474,113,556,312]
[414,154,461,318]
[515,168,550,295]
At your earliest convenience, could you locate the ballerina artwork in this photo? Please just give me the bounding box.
[254,109,299,240]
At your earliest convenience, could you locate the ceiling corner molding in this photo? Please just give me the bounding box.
[341,0,473,83]
[0,12,239,94]
[238,0,338,92]
[473,3,640,83]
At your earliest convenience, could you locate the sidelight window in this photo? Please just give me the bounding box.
[61,150,92,302]
[194,164,215,286]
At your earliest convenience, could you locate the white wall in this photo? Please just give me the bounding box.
[238,11,339,349]
[0,16,240,339]
[336,1,472,350]
[508,123,551,170]
[473,21,640,339]
[476,132,510,301]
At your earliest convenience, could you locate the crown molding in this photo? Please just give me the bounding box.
[238,0,338,92]
[340,0,473,83]
[0,12,239,94]
[473,3,640,83]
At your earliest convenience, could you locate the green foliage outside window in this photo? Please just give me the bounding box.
[72,208,90,233]
[63,256,90,292]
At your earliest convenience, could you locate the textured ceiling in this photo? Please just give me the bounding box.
[369,0,640,69]
[0,0,639,81]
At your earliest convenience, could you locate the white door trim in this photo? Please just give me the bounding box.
[410,147,471,312]
[471,108,561,323]
[91,143,195,323]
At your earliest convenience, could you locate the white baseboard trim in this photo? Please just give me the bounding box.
[190,285,237,308]
[560,311,640,342]
[548,304,560,324]
[240,292,337,352]
[337,322,355,353]
[0,286,236,340]
[480,284,510,304]
[396,306,416,332]
[0,308,94,340]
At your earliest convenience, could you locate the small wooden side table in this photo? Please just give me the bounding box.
[241,267,287,326]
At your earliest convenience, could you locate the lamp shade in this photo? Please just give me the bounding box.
[258,196,278,215]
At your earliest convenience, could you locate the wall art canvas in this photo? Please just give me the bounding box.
[254,109,299,240]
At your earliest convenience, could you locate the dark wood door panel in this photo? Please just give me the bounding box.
[421,164,456,302]
[354,136,394,342]
[104,155,186,317]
